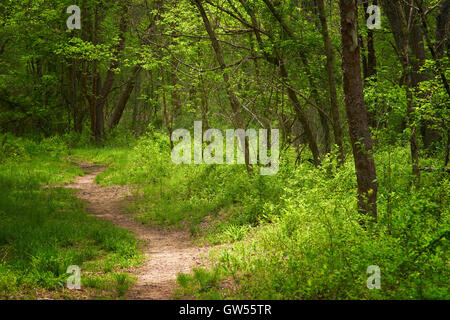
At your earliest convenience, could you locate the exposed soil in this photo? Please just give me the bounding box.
[64,161,211,300]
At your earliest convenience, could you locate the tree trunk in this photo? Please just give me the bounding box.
[194,0,253,173]
[360,1,378,129]
[263,0,330,156]
[243,5,321,166]
[361,1,378,80]
[380,0,421,180]
[108,66,141,130]
[278,60,321,166]
[435,0,450,59]
[316,0,345,165]
[339,0,378,219]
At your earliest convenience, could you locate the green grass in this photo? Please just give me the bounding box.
[6,132,446,300]
[67,133,273,234]
[174,148,449,300]
[68,147,132,186]
[66,133,448,300]
[0,137,142,299]
[68,135,233,231]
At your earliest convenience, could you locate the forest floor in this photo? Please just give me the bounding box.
[64,161,212,299]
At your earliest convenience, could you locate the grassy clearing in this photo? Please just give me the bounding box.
[0,135,142,299]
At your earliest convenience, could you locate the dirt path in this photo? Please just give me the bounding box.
[64,161,211,300]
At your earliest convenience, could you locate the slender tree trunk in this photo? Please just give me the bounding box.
[445,129,450,167]
[171,61,182,119]
[339,0,378,219]
[316,0,345,165]
[108,66,141,130]
[415,0,450,97]
[278,60,321,165]
[414,6,445,151]
[263,0,330,156]
[92,5,102,144]
[77,1,130,144]
[199,75,210,131]
[194,0,253,173]
[367,5,377,80]
[362,1,378,79]
[161,71,174,149]
[243,6,321,166]
[70,61,84,133]
[381,0,421,181]
[435,0,450,60]
[94,6,129,144]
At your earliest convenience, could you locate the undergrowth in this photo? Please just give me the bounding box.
[67,130,449,300]
[0,134,142,299]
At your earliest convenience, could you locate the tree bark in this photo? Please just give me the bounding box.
[316,0,345,165]
[108,66,141,130]
[435,0,449,60]
[339,0,378,219]
[94,5,129,144]
[415,0,450,97]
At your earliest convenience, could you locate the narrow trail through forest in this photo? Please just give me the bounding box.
[64,161,211,299]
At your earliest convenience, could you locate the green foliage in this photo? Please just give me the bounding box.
[1,0,449,301]
[175,146,448,300]
[67,132,449,300]
[0,137,141,298]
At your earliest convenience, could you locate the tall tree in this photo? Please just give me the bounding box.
[339,0,378,219]
[193,0,253,173]
[243,2,322,166]
[380,0,421,180]
[262,0,331,156]
[78,1,131,145]
[108,66,142,130]
[316,0,345,165]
